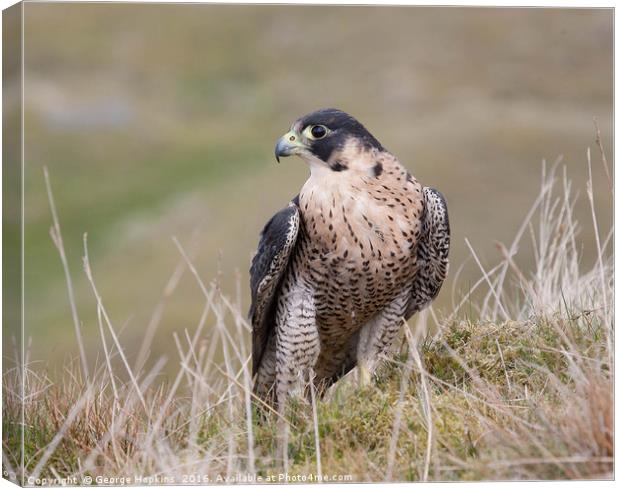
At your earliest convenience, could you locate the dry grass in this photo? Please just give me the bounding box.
[3,149,613,484]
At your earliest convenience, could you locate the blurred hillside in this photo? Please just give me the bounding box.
[9,5,612,369]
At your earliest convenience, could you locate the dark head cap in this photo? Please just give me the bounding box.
[275,108,384,169]
[294,108,383,162]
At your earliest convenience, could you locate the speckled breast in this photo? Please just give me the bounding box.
[297,173,424,338]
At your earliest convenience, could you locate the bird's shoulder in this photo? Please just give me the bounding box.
[249,197,300,315]
[371,152,425,215]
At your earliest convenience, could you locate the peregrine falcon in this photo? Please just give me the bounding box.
[249,109,449,406]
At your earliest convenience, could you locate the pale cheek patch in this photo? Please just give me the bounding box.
[327,139,380,174]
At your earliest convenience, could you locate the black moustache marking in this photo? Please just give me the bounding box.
[331,161,348,172]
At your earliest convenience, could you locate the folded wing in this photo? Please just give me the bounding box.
[406,187,450,319]
[249,198,300,376]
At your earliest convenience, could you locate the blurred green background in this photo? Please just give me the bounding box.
[8,5,613,371]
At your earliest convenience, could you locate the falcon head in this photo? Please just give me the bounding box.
[274,108,384,172]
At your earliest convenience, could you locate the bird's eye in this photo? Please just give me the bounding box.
[310,125,328,139]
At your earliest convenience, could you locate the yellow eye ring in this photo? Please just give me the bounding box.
[303,124,329,140]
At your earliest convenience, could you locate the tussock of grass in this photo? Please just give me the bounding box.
[3,151,613,483]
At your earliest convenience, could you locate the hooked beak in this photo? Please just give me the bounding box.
[274,130,306,163]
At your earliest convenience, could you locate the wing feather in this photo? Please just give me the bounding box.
[249,198,300,376]
[406,187,450,319]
